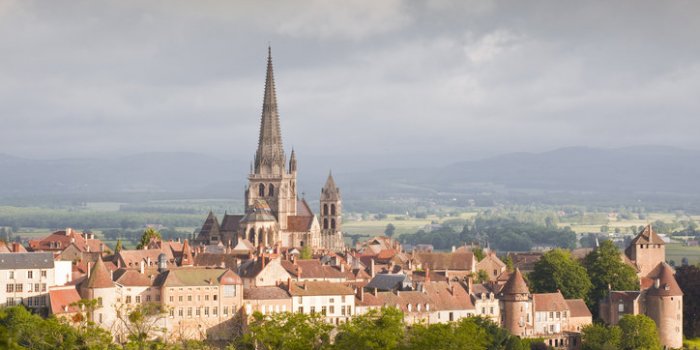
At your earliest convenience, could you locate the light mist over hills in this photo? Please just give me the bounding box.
[2,145,699,205]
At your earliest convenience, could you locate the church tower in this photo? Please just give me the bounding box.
[245,47,297,231]
[320,171,343,250]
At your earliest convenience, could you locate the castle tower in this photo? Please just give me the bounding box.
[80,258,116,328]
[625,224,665,277]
[500,268,532,337]
[645,263,683,349]
[320,171,343,250]
[246,47,297,230]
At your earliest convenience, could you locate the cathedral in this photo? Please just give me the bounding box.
[194,48,345,252]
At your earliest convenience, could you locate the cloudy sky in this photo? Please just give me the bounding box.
[1,0,699,166]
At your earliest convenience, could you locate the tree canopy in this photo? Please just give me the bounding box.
[136,227,162,249]
[529,249,592,301]
[583,240,639,317]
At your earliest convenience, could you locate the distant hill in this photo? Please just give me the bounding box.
[2,146,700,204]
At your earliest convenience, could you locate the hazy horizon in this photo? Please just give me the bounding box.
[1,1,699,164]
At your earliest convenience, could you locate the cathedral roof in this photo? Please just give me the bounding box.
[241,200,277,223]
[501,268,530,295]
[254,46,286,175]
[197,211,221,241]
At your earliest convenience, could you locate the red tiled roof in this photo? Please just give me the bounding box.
[287,215,314,232]
[85,258,114,289]
[244,286,291,300]
[533,292,568,312]
[281,259,346,280]
[287,281,354,296]
[413,252,475,271]
[424,281,475,311]
[49,287,82,315]
[29,230,108,253]
[647,263,683,296]
[565,299,592,318]
[501,268,529,295]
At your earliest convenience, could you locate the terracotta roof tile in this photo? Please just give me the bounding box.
[49,287,82,315]
[501,268,529,295]
[565,299,592,318]
[413,252,475,271]
[244,286,291,300]
[86,258,114,289]
[533,292,568,312]
[647,263,683,296]
[288,281,354,296]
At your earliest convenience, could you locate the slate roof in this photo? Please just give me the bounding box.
[366,274,409,291]
[321,172,340,201]
[193,253,239,269]
[0,252,54,269]
[221,214,244,233]
[244,286,291,300]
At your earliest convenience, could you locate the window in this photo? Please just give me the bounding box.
[224,306,229,315]
[618,303,624,312]
[205,295,209,301]
[331,204,336,216]
[269,184,275,196]
[146,295,151,302]
[490,307,494,314]
[178,296,183,302]
[331,219,336,230]
[15,284,22,292]
[214,295,218,301]
[329,306,335,314]
[298,307,303,313]
[6,284,13,293]
[323,204,329,215]
[321,306,327,315]
[310,306,316,314]
[187,307,192,317]
[169,296,174,302]
[196,308,201,316]
[34,284,40,293]
[341,306,346,316]
[341,296,346,303]
[347,305,352,316]
[213,307,218,316]
[27,271,33,279]
[449,312,454,321]
[9,271,14,279]
[126,296,132,304]
[188,295,192,302]
[258,184,265,197]
[178,308,183,317]
[223,285,235,297]
[169,309,174,317]
[135,296,141,303]
[329,298,335,303]
[204,307,209,316]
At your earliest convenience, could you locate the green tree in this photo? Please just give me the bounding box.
[300,245,313,260]
[384,223,396,238]
[401,317,490,350]
[675,264,700,338]
[581,323,621,350]
[529,249,592,301]
[242,311,332,350]
[474,270,489,284]
[116,303,167,350]
[472,247,485,261]
[115,239,123,253]
[583,240,639,318]
[334,307,404,350]
[618,314,661,350]
[136,227,161,249]
[503,255,514,272]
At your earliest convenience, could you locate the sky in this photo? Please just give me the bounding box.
[1,0,699,167]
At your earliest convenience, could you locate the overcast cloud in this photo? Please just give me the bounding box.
[1,0,699,166]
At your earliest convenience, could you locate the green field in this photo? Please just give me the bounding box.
[666,243,700,266]
[343,212,477,237]
[685,338,700,350]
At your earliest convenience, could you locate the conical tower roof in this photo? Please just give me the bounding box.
[647,263,683,296]
[630,224,665,245]
[86,258,113,289]
[254,46,286,175]
[501,268,529,295]
[321,171,340,200]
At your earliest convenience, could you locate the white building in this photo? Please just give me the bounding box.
[0,252,72,314]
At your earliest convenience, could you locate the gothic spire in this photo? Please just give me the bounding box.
[321,170,340,200]
[254,46,286,175]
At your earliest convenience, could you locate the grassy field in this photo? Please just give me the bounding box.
[685,338,700,350]
[561,212,686,234]
[666,243,700,265]
[343,212,477,237]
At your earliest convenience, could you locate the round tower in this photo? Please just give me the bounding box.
[80,258,116,328]
[500,268,531,337]
[645,263,683,349]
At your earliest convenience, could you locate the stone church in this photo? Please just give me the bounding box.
[194,48,345,252]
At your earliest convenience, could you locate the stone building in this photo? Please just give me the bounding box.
[194,47,344,252]
[600,225,683,349]
[1,252,72,314]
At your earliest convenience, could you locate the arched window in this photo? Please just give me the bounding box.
[323,204,329,216]
[249,228,255,242]
[258,228,264,245]
[258,183,265,197]
[268,184,275,197]
[323,219,329,230]
[331,204,336,216]
[331,219,336,230]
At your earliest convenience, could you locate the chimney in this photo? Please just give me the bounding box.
[340,263,345,273]
[261,255,266,269]
[140,261,145,274]
[452,246,456,253]
[116,259,121,268]
[146,257,151,266]
[654,278,660,289]
[373,288,378,296]
[370,259,375,278]
[467,276,473,294]
[66,227,72,235]
[287,278,292,292]
[99,243,104,253]
[303,282,307,290]
[425,267,431,283]
[297,266,303,280]
[87,262,92,278]
[359,288,365,302]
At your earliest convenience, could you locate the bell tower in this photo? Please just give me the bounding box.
[245,47,297,230]
[320,171,343,250]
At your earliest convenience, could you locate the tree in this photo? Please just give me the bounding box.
[529,249,592,301]
[474,270,489,284]
[675,264,700,338]
[136,227,161,249]
[472,247,486,261]
[401,317,491,350]
[503,255,514,272]
[300,245,313,260]
[334,307,404,350]
[242,311,332,350]
[115,239,123,253]
[115,303,167,349]
[583,240,639,318]
[384,224,396,238]
[581,323,621,350]
[618,314,661,350]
